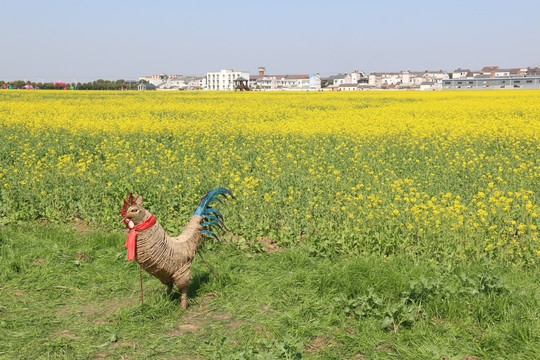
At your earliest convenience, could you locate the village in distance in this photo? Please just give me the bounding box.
[2,65,540,91]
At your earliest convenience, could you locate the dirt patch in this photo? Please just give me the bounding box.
[169,303,216,336]
[170,300,248,337]
[169,315,250,337]
[199,294,216,307]
[306,336,327,353]
[306,336,340,353]
[13,290,24,297]
[228,320,248,329]
[55,329,78,339]
[110,341,136,349]
[183,309,216,322]
[72,218,93,235]
[212,313,232,321]
[463,356,481,360]
[224,234,283,253]
[81,300,129,317]
[75,252,92,263]
[58,299,131,324]
[168,323,203,336]
[32,258,46,266]
[170,293,261,338]
[375,344,396,353]
[252,324,270,337]
[257,237,282,253]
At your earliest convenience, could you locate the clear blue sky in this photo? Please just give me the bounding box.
[1,0,539,82]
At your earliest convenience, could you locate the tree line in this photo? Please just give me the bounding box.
[0,79,147,90]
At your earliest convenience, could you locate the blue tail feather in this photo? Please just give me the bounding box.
[204,208,223,220]
[203,215,225,227]
[202,229,219,240]
[201,221,223,230]
[194,188,234,240]
[194,188,234,216]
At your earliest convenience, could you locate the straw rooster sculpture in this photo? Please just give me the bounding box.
[120,188,234,309]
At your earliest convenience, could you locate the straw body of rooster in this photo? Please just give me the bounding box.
[121,188,234,309]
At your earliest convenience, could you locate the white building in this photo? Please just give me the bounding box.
[346,70,367,84]
[338,83,359,91]
[419,82,439,91]
[189,77,206,89]
[149,73,169,86]
[408,70,448,85]
[249,67,321,91]
[333,78,346,86]
[157,76,189,90]
[452,68,470,79]
[206,69,250,91]
[494,69,511,77]
[368,72,402,87]
[442,76,540,90]
[155,76,206,91]
[368,70,448,88]
[258,75,311,90]
[333,70,367,87]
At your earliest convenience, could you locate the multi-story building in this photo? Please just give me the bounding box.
[408,70,448,84]
[189,77,207,89]
[249,67,321,91]
[149,73,169,86]
[451,68,471,79]
[206,69,250,91]
[368,70,448,88]
[333,70,368,87]
[368,72,402,87]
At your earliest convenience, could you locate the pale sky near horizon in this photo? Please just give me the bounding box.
[1,0,539,82]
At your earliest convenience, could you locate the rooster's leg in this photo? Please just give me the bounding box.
[173,263,191,310]
[180,288,188,310]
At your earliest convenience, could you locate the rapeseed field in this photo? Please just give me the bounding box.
[1,90,538,264]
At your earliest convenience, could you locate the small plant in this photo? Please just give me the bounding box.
[274,335,304,360]
[478,272,506,294]
[381,300,416,333]
[404,275,448,303]
[335,287,382,318]
[457,271,508,295]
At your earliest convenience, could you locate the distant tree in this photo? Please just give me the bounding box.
[0,78,148,90]
[322,79,333,87]
[13,80,26,88]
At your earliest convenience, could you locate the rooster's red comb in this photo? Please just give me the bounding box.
[121,193,138,217]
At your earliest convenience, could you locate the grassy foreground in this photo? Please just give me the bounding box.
[1,223,538,359]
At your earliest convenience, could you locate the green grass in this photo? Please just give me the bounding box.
[1,223,538,359]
